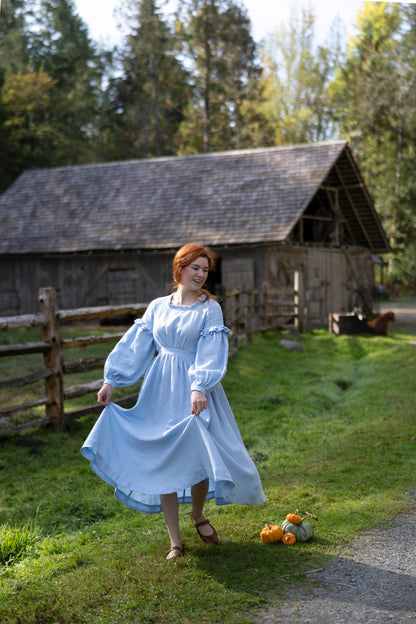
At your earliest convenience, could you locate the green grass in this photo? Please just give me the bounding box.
[0,325,140,421]
[0,327,415,623]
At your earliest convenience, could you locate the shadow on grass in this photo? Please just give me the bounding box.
[189,537,336,597]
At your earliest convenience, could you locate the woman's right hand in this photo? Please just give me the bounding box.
[97,383,113,405]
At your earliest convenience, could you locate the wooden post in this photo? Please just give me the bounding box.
[38,288,65,431]
[294,271,304,332]
[264,283,269,330]
[234,291,241,348]
[246,289,254,343]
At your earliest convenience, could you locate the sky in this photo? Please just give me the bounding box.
[72,0,413,49]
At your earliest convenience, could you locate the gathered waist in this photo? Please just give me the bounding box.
[158,346,196,359]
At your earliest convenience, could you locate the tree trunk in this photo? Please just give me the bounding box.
[203,40,211,152]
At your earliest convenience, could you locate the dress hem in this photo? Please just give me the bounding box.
[81,446,265,515]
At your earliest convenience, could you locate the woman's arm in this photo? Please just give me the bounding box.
[189,300,230,397]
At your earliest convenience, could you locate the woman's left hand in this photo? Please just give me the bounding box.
[191,390,207,415]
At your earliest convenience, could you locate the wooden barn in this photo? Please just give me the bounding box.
[0,141,389,326]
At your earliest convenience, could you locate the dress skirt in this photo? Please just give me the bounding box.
[81,295,266,513]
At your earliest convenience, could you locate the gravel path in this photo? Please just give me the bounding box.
[256,305,416,623]
[378,301,416,334]
[255,501,416,623]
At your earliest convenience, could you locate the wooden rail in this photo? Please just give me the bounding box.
[225,282,301,353]
[0,282,300,437]
[0,288,148,437]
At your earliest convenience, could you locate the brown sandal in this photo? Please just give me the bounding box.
[166,545,184,560]
[190,513,219,544]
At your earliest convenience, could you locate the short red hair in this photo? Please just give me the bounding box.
[172,243,217,299]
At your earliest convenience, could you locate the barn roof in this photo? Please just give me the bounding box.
[0,141,389,255]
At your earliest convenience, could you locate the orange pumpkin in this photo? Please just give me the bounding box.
[281,532,296,545]
[260,524,284,544]
[286,513,302,525]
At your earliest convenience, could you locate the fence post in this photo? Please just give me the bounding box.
[294,271,304,331]
[246,289,254,343]
[38,287,65,431]
[263,283,269,330]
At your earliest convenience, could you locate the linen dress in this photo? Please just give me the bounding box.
[81,294,265,513]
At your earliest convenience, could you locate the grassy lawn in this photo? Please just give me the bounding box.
[0,327,415,623]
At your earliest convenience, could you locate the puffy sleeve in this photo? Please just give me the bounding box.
[103,301,156,388]
[189,300,230,394]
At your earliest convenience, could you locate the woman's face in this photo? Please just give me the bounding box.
[179,256,209,292]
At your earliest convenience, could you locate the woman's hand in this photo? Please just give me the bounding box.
[191,390,207,415]
[97,383,113,406]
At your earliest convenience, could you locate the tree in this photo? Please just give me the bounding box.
[259,5,343,145]
[329,2,416,286]
[97,0,191,160]
[0,0,28,81]
[176,0,264,153]
[27,0,103,164]
[1,68,57,180]
[0,0,30,190]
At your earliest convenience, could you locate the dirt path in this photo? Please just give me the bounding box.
[255,502,416,623]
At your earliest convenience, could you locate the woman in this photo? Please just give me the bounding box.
[81,243,265,559]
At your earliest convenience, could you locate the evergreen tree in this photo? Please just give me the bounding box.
[176,0,264,153]
[0,0,28,81]
[27,0,103,164]
[97,0,191,160]
[0,0,30,190]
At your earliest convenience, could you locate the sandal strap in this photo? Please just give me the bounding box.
[190,513,219,544]
[193,518,211,528]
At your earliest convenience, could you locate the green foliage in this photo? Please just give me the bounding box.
[0,0,30,190]
[329,2,416,284]
[97,0,191,160]
[0,329,415,623]
[1,68,57,175]
[27,0,103,163]
[176,0,265,152]
[259,5,344,144]
[0,0,103,191]
[0,0,28,82]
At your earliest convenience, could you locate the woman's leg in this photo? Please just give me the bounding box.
[160,492,182,550]
[191,478,217,539]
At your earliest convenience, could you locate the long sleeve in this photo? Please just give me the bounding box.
[104,301,156,388]
[189,300,230,393]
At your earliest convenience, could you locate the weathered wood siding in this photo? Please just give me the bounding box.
[0,252,173,315]
[267,245,374,326]
[0,245,374,324]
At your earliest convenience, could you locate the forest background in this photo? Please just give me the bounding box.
[1,0,416,288]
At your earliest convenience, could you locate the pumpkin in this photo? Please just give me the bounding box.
[260,524,284,544]
[281,532,296,545]
[286,513,302,525]
[281,519,314,542]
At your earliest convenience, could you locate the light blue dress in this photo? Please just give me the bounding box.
[81,295,266,513]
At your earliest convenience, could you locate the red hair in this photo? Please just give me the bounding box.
[172,243,217,300]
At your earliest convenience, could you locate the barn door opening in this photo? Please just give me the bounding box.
[206,257,223,301]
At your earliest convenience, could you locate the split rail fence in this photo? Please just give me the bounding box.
[0,281,301,438]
